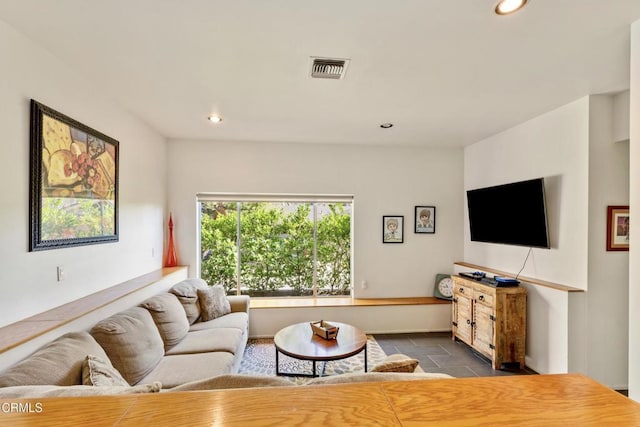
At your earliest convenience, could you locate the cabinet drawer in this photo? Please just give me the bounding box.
[474,289,494,307]
[453,280,473,297]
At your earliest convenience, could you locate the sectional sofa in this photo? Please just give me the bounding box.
[0,278,250,393]
[0,277,454,398]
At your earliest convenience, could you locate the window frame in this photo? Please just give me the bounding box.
[196,193,354,298]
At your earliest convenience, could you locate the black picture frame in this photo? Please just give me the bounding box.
[29,100,119,251]
[414,206,436,234]
[383,215,404,243]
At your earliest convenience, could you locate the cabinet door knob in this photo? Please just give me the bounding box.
[467,319,471,325]
[479,295,484,301]
[459,288,465,293]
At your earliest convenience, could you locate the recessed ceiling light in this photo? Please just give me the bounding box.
[495,0,527,15]
[208,114,223,123]
[380,123,393,129]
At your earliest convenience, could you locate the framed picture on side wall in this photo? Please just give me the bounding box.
[29,99,119,251]
[606,205,629,251]
[383,215,404,243]
[414,206,435,234]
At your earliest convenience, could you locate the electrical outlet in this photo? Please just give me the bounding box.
[151,247,155,258]
[57,266,65,282]
[361,280,368,289]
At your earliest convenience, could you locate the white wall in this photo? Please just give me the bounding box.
[0,268,188,370]
[0,19,167,327]
[464,98,587,376]
[613,90,630,143]
[586,95,629,389]
[250,305,452,338]
[167,139,463,334]
[464,96,630,387]
[629,19,640,402]
[465,97,590,288]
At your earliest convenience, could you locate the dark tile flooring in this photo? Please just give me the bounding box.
[373,332,535,378]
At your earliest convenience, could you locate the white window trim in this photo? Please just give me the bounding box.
[197,193,354,203]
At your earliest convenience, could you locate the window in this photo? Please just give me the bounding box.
[198,195,352,297]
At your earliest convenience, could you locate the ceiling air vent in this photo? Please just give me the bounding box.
[310,57,350,80]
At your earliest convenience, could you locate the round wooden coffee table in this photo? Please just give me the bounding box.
[273,321,368,377]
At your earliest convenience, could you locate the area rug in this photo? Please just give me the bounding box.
[238,336,387,384]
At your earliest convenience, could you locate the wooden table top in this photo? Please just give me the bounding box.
[1,374,639,426]
[273,321,367,361]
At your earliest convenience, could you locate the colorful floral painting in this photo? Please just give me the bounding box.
[30,100,119,250]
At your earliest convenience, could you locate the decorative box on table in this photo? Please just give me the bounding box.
[310,320,339,340]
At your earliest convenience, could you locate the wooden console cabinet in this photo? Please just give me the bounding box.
[451,275,526,369]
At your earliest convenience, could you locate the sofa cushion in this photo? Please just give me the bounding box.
[169,278,209,324]
[371,353,420,373]
[90,307,165,385]
[169,374,292,391]
[188,312,249,333]
[137,352,235,389]
[82,354,129,387]
[165,328,243,356]
[140,293,190,350]
[0,382,162,398]
[0,331,110,387]
[198,285,231,321]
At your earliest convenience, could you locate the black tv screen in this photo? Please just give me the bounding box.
[467,178,550,248]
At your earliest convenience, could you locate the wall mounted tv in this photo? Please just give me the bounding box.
[466,178,550,249]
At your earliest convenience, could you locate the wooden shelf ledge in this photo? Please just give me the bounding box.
[455,262,584,292]
[250,296,450,309]
[0,266,188,355]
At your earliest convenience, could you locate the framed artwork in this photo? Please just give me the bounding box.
[606,205,629,251]
[414,206,435,234]
[29,100,119,251]
[383,215,404,243]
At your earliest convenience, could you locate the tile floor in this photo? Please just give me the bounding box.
[373,332,536,378]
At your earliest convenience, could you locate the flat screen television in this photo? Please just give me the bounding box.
[466,178,550,249]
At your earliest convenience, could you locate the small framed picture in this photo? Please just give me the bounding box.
[383,216,404,243]
[607,205,629,251]
[414,206,435,234]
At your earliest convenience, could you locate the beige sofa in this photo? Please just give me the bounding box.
[0,278,453,398]
[0,278,250,391]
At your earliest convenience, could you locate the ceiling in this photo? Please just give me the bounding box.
[1,0,640,148]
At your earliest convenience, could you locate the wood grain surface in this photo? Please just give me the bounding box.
[1,374,638,426]
[119,384,400,427]
[383,374,640,426]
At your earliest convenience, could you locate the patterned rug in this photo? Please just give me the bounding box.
[238,336,387,384]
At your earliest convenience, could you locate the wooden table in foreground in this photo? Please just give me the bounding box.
[2,374,639,426]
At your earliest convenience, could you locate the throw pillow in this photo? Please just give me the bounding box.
[82,354,129,387]
[197,285,231,321]
[371,353,420,373]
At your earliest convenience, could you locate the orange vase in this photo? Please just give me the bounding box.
[164,213,178,267]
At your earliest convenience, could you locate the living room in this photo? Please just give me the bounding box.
[0,0,640,416]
